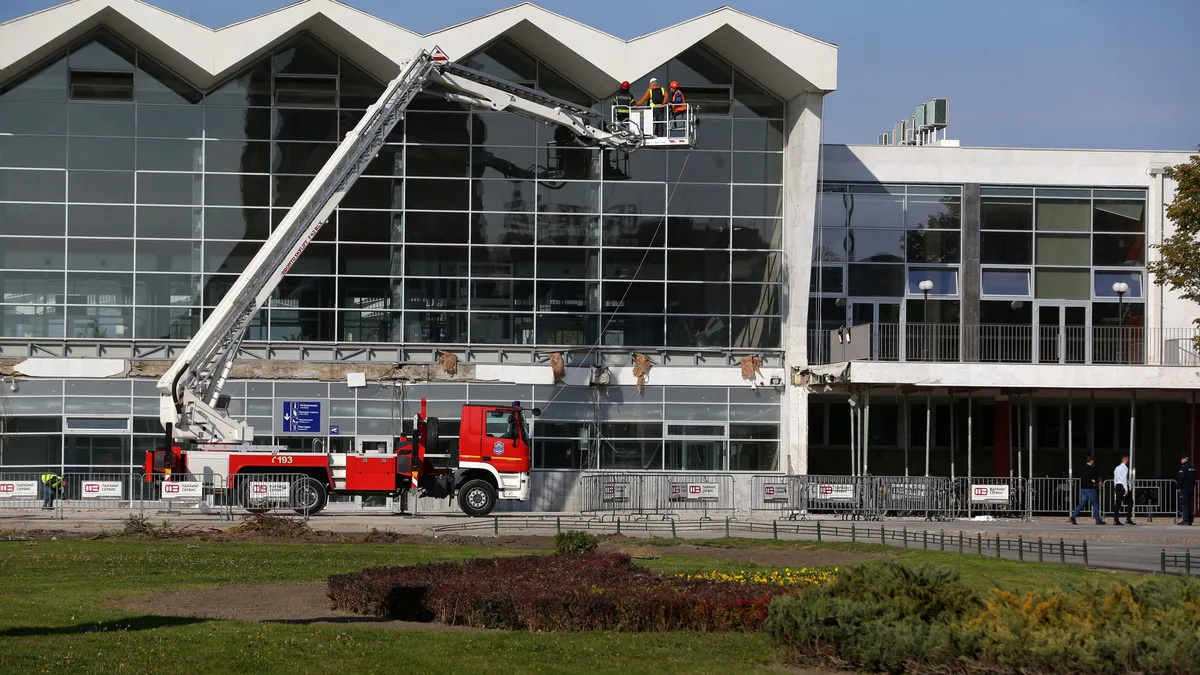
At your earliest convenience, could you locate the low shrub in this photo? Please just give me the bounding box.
[328,553,798,632]
[765,560,1200,674]
[553,530,598,555]
[765,561,978,673]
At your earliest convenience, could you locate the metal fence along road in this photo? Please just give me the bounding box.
[0,471,330,520]
[580,473,734,519]
[2,471,1194,524]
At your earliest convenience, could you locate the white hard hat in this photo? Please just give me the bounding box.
[649,77,658,84]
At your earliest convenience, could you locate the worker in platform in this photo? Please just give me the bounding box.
[635,77,668,137]
[40,472,65,510]
[613,81,634,125]
[668,80,687,138]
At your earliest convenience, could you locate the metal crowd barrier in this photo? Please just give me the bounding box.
[227,472,326,521]
[0,472,52,512]
[1100,479,1178,521]
[579,472,643,519]
[1030,477,1080,516]
[863,476,956,520]
[579,473,734,519]
[751,474,805,519]
[958,476,1027,519]
[797,475,862,519]
[59,473,144,511]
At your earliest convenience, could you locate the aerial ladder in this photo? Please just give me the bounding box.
[149,47,694,515]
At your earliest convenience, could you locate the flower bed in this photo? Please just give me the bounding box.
[328,553,806,632]
[679,567,835,587]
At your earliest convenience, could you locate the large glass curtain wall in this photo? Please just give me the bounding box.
[0,32,784,349]
[0,379,782,473]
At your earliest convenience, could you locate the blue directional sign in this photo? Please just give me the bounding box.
[329,425,340,436]
[281,401,322,433]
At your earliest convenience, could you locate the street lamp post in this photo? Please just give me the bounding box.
[1113,281,1129,363]
[919,279,933,359]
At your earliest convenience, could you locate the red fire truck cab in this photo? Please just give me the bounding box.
[145,399,537,517]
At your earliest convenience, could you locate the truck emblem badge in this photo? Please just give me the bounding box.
[493,441,505,455]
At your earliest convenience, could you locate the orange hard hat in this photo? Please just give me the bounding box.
[621,81,630,89]
[670,80,679,89]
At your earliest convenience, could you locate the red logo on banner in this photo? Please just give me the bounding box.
[820,485,833,495]
[689,485,702,495]
[974,487,989,496]
[253,484,268,494]
[0,484,13,493]
[164,483,180,494]
[84,484,100,493]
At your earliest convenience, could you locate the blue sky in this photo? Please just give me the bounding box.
[3,0,1197,150]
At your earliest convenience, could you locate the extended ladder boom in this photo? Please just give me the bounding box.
[158,47,642,443]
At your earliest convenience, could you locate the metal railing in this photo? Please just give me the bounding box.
[433,517,1092,568]
[810,324,1200,366]
[1099,479,1178,521]
[1161,549,1194,575]
[579,472,733,519]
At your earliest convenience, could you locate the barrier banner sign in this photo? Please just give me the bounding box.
[601,483,630,503]
[0,481,38,498]
[161,481,204,500]
[890,483,928,499]
[81,481,122,498]
[811,483,854,501]
[762,483,790,503]
[248,482,289,502]
[669,482,719,502]
[971,485,1010,503]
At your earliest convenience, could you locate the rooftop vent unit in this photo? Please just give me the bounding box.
[878,98,950,146]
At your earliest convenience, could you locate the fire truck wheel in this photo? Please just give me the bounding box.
[457,479,497,517]
[291,478,328,516]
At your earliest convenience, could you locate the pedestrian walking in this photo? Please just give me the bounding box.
[1069,456,1104,525]
[40,473,65,510]
[1112,455,1135,525]
[1178,454,1196,526]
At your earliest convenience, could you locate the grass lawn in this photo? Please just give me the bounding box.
[0,536,1145,674]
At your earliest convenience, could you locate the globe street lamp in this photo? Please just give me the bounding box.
[1113,281,1129,363]
[918,279,933,359]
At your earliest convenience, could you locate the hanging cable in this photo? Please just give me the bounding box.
[540,153,692,414]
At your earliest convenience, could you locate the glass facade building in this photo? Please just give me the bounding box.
[0,31,785,477]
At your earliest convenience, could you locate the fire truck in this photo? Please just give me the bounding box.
[145,46,695,516]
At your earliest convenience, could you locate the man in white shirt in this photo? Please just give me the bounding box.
[1112,455,1135,526]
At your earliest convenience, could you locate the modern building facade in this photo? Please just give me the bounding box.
[0,0,1195,509]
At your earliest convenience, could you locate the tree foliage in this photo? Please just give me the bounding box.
[1148,148,1200,324]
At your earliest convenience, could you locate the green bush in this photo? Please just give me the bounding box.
[764,561,978,673]
[765,561,1200,674]
[553,530,598,555]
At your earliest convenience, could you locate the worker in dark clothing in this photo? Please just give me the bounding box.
[613,81,633,125]
[668,80,687,138]
[1069,456,1104,525]
[1179,455,1196,526]
[40,473,65,510]
[634,77,668,137]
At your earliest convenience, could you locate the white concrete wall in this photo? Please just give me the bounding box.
[781,93,826,474]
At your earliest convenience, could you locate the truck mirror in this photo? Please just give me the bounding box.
[531,408,542,417]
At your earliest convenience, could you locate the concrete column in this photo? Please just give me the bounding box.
[994,397,1011,477]
[780,91,824,475]
[961,184,981,361]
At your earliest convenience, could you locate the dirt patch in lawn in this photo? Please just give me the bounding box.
[113,582,480,631]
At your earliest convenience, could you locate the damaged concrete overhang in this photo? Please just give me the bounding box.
[794,361,1200,392]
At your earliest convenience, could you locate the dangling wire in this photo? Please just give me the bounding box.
[539,152,692,415]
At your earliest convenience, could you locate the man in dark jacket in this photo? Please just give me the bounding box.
[1179,455,1196,526]
[1069,456,1104,525]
